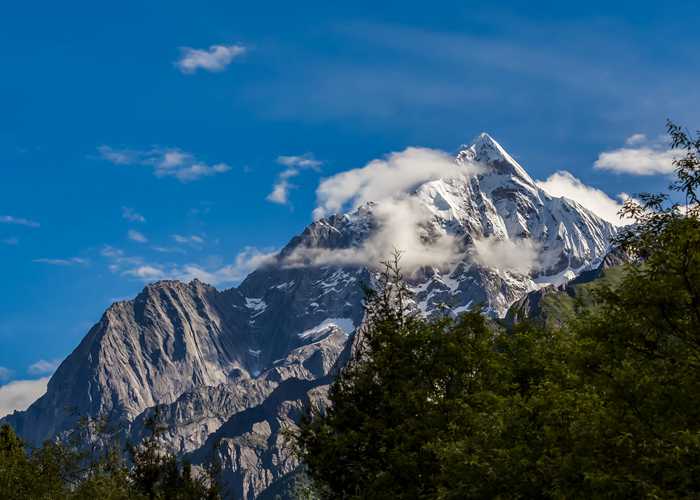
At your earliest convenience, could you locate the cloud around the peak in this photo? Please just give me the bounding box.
[536,171,629,226]
[313,147,481,219]
[286,197,463,272]
[594,134,678,175]
[175,44,247,74]
[0,377,50,418]
[284,147,482,272]
[471,237,540,275]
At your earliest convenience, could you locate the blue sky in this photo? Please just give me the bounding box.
[1,0,698,410]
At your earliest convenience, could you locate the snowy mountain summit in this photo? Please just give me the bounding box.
[3,134,617,499]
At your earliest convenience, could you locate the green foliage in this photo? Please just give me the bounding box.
[0,411,221,500]
[297,123,700,499]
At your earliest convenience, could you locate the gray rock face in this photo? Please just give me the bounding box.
[3,134,619,499]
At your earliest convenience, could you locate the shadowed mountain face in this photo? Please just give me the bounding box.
[3,135,617,499]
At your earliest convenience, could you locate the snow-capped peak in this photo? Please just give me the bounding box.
[457,132,534,185]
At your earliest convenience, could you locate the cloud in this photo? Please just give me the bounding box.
[0,367,11,382]
[277,155,323,169]
[128,229,148,243]
[0,215,39,228]
[313,147,480,219]
[123,247,277,285]
[594,134,678,175]
[124,265,163,280]
[0,377,50,418]
[625,133,647,146]
[33,257,88,266]
[2,237,19,245]
[27,359,61,376]
[281,147,484,272]
[175,44,246,74]
[470,237,540,275]
[151,245,186,254]
[267,154,322,205]
[122,206,146,223]
[286,196,463,272]
[536,171,629,226]
[100,245,145,273]
[98,146,231,182]
[172,234,205,245]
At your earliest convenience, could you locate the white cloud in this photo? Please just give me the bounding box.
[0,377,49,418]
[625,133,647,146]
[122,206,146,223]
[98,146,231,182]
[128,229,148,243]
[27,359,61,376]
[2,237,19,245]
[0,215,39,228]
[286,196,463,272]
[172,234,205,245]
[267,154,322,205]
[33,257,88,266]
[176,44,246,74]
[594,134,678,175]
[313,147,480,219]
[121,247,278,286]
[124,265,164,280]
[471,237,540,274]
[151,245,186,254]
[536,171,629,226]
[0,367,11,382]
[282,147,483,272]
[277,155,322,169]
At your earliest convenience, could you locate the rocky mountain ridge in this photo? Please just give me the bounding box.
[3,134,618,498]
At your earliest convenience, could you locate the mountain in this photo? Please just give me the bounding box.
[503,248,631,329]
[2,134,617,499]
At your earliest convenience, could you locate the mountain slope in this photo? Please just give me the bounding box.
[3,134,618,499]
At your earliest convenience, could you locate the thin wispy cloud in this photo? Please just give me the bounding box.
[0,367,11,382]
[27,358,61,376]
[122,206,146,223]
[128,229,148,243]
[0,215,40,228]
[267,154,322,205]
[594,134,678,175]
[100,245,143,273]
[172,234,205,245]
[2,237,19,246]
[120,246,277,286]
[33,257,89,266]
[151,245,186,254]
[98,146,231,182]
[175,44,247,74]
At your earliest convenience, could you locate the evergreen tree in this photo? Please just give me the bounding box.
[297,122,700,499]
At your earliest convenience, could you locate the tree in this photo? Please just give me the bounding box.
[297,122,700,499]
[0,409,221,499]
[296,255,535,498]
